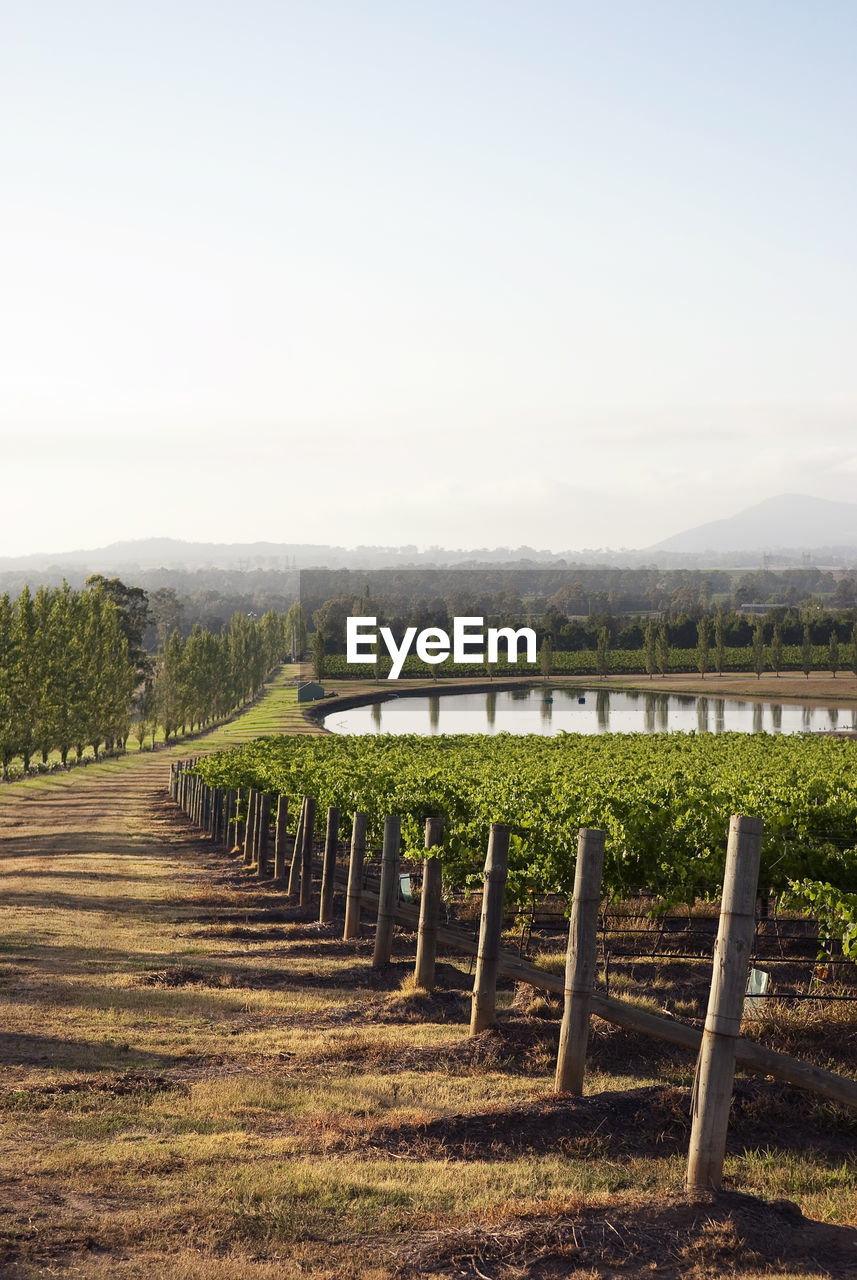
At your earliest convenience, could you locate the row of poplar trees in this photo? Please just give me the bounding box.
[0,582,285,779]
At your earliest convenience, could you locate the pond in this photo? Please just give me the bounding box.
[323,685,857,737]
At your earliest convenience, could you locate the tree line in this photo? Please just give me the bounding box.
[0,580,285,779]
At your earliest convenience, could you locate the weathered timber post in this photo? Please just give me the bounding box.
[243,789,257,866]
[233,788,246,852]
[273,795,289,880]
[287,799,306,896]
[343,812,368,939]
[686,814,764,1193]
[318,807,341,923]
[222,791,233,850]
[299,797,317,907]
[256,793,271,877]
[414,817,445,990]
[213,786,220,839]
[372,815,402,967]
[470,823,511,1035]
[555,828,607,1095]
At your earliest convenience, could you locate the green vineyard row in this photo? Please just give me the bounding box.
[320,643,855,679]
[195,732,857,910]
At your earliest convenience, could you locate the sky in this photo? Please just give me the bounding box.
[2,0,857,556]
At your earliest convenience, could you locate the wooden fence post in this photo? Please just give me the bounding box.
[299,797,317,907]
[414,817,445,990]
[243,789,257,865]
[274,795,289,880]
[343,812,368,940]
[555,828,606,1094]
[287,799,306,896]
[686,814,764,1193]
[318,807,341,923]
[372,815,402,967]
[470,823,510,1035]
[256,793,271,877]
[233,788,245,852]
[223,791,235,851]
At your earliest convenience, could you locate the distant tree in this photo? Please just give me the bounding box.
[85,575,152,680]
[829,631,840,678]
[714,609,725,676]
[802,624,813,679]
[311,631,327,681]
[656,624,669,677]
[149,587,184,646]
[644,620,656,679]
[596,626,610,679]
[752,619,765,679]
[852,623,857,679]
[769,624,783,677]
[540,635,553,682]
[284,600,307,662]
[696,616,710,678]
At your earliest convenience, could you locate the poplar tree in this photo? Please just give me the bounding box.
[644,619,656,679]
[656,623,669,677]
[696,616,710,678]
[596,626,610,679]
[752,618,765,679]
[540,635,553,681]
[829,631,840,678]
[0,595,16,780]
[770,624,783,677]
[802,624,813,679]
[714,608,725,676]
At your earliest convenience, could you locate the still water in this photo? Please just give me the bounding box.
[324,686,857,737]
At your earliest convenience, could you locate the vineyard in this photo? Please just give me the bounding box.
[194,730,857,952]
[320,641,857,679]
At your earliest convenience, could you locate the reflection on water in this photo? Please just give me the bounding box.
[697,697,709,734]
[644,693,656,734]
[486,690,496,729]
[326,686,857,737]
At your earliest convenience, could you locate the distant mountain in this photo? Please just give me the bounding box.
[0,536,575,576]
[648,494,857,556]
[3,495,857,586]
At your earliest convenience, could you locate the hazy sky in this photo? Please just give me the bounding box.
[3,1,857,556]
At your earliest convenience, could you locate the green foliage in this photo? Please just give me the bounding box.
[596,627,610,679]
[320,642,846,681]
[644,619,656,679]
[195,732,857,910]
[769,624,783,676]
[0,584,285,776]
[802,624,813,678]
[696,616,710,677]
[783,879,857,960]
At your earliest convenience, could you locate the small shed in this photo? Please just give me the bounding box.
[297,681,325,703]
